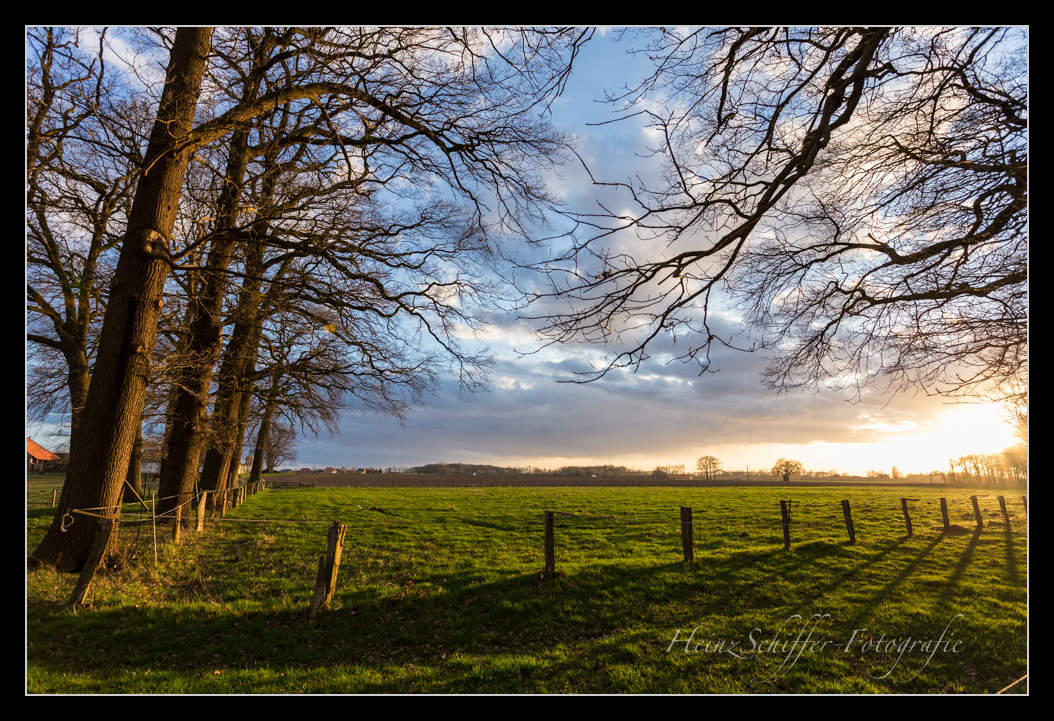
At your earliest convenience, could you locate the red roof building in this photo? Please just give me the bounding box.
[27,437,59,472]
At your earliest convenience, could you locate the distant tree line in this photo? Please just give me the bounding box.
[947,448,1027,488]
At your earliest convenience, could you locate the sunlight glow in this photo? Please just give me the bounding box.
[688,403,1022,477]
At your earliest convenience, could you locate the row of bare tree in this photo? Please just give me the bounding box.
[27,27,592,571]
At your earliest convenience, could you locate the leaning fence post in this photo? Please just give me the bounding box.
[324,521,346,604]
[939,498,950,531]
[901,498,913,537]
[69,518,116,607]
[779,501,791,550]
[543,510,556,579]
[51,489,58,508]
[841,500,856,543]
[998,495,1011,530]
[309,520,347,619]
[680,507,695,563]
[970,496,984,529]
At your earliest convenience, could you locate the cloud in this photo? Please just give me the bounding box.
[259,31,1020,477]
[295,311,985,475]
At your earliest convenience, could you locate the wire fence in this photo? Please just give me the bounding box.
[40,483,1026,608]
[55,488,1027,554]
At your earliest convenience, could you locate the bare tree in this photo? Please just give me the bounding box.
[530,27,1026,402]
[26,28,144,442]
[695,455,721,481]
[31,26,591,570]
[31,27,214,571]
[772,459,803,483]
[156,28,282,515]
[261,421,297,474]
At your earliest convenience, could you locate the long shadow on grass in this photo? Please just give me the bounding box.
[770,536,910,615]
[28,535,956,694]
[1002,528,1022,586]
[844,534,944,631]
[932,529,983,614]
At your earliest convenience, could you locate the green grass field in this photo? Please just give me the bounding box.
[26,484,1027,694]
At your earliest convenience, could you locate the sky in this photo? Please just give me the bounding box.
[290,30,1021,476]
[26,28,1024,476]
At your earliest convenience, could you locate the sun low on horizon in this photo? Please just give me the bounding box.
[683,401,1023,477]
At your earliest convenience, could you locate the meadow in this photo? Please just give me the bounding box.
[26,481,1027,694]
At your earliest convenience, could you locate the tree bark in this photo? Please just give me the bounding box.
[31,27,213,572]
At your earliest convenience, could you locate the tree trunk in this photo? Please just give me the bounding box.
[65,350,91,459]
[227,371,256,489]
[249,384,279,483]
[31,28,213,572]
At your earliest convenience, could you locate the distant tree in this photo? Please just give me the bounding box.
[261,422,297,474]
[772,459,803,483]
[695,455,721,481]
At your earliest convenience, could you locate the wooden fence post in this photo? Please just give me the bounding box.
[324,521,346,603]
[171,503,181,543]
[309,521,347,619]
[780,501,791,550]
[998,495,1011,530]
[543,511,556,579]
[841,500,856,543]
[151,491,158,566]
[680,507,695,563]
[939,498,950,531]
[51,489,58,508]
[196,492,208,532]
[901,498,913,537]
[970,496,984,529]
[69,518,116,607]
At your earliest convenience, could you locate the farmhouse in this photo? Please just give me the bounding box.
[27,437,59,473]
